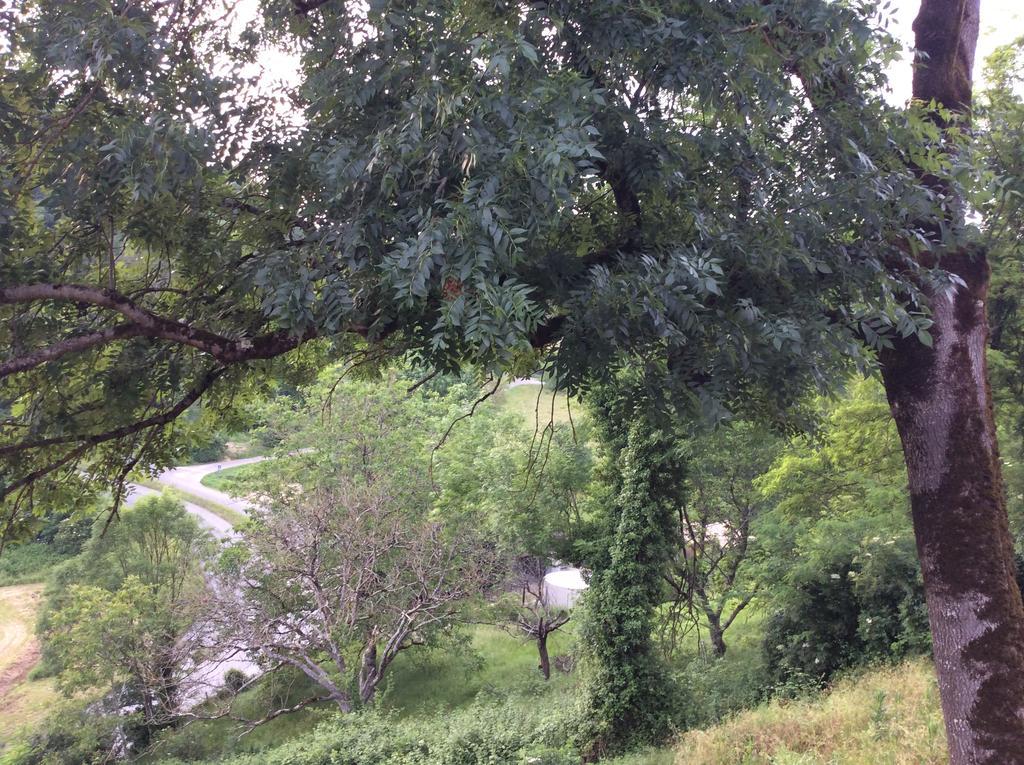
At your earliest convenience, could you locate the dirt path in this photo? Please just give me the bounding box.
[0,583,44,709]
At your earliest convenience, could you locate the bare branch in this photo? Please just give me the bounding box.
[0,283,322,368]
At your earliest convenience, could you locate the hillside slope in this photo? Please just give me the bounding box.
[675,659,946,764]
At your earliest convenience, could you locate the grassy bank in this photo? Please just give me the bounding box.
[674,659,945,764]
[142,624,578,763]
[0,544,74,587]
[489,383,575,426]
[198,463,262,494]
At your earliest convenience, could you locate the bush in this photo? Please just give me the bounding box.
[0,543,66,585]
[223,669,248,693]
[0,697,136,765]
[184,432,228,464]
[152,687,580,765]
[674,648,772,729]
[762,517,930,689]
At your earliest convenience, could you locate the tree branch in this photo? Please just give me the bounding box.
[0,323,146,376]
[0,367,227,459]
[0,283,321,367]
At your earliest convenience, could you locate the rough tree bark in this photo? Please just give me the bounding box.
[880,1,1024,762]
[538,633,551,680]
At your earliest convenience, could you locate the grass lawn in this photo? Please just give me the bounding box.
[137,480,247,527]
[0,583,61,749]
[489,383,576,427]
[380,623,577,717]
[141,623,578,762]
[199,462,263,493]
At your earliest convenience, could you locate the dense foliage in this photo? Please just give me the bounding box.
[0,0,956,538]
[4,7,1024,764]
[577,414,682,758]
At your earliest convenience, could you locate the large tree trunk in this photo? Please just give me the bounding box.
[880,2,1024,761]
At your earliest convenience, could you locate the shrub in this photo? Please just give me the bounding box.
[185,432,228,464]
[223,669,248,693]
[674,648,772,729]
[0,697,136,765]
[761,517,929,689]
[0,544,65,586]
[152,686,580,765]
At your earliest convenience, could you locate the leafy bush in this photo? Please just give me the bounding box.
[0,544,66,586]
[761,516,929,689]
[151,687,580,765]
[674,648,772,729]
[183,432,228,464]
[0,697,136,765]
[0,511,93,585]
[223,669,248,694]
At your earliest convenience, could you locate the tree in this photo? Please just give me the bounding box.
[875,4,1024,760]
[496,555,571,681]
[215,481,493,715]
[2,0,934,521]
[577,418,681,760]
[43,494,214,732]
[663,422,781,657]
[208,375,496,717]
[755,380,931,685]
[3,0,1022,756]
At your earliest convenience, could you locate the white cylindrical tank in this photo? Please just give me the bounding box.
[543,567,589,609]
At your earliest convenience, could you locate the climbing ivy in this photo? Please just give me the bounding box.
[576,411,683,759]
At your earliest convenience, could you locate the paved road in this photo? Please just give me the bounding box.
[124,455,267,539]
[125,457,268,704]
[156,456,265,515]
[124,483,236,539]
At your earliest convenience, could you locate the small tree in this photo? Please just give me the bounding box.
[663,422,781,657]
[43,494,213,730]
[497,556,571,680]
[214,479,493,715]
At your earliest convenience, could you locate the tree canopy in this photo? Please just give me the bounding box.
[1,0,955,535]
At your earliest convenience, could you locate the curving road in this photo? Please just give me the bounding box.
[156,457,264,515]
[124,456,265,538]
[125,456,269,706]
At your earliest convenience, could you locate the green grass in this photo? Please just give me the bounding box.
[136,480,247,527]
[140,624,577,763]
[380,624,577,717]
[662,605,766,665]
[199,463,263,493]
[222,435,271,460]
[0,543,72,586]
[0,584,61,750]
[489,383,576,427]
[605,748,677,765]
[676,658,946,764]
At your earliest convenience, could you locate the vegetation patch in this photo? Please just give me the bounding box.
[676,659,947,765]
[135,481,247,527]
[198,463,263,494]
[0,584,60,748]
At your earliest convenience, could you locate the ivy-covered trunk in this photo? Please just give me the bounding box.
[578,420,679,761]
[880,1,1024,761]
